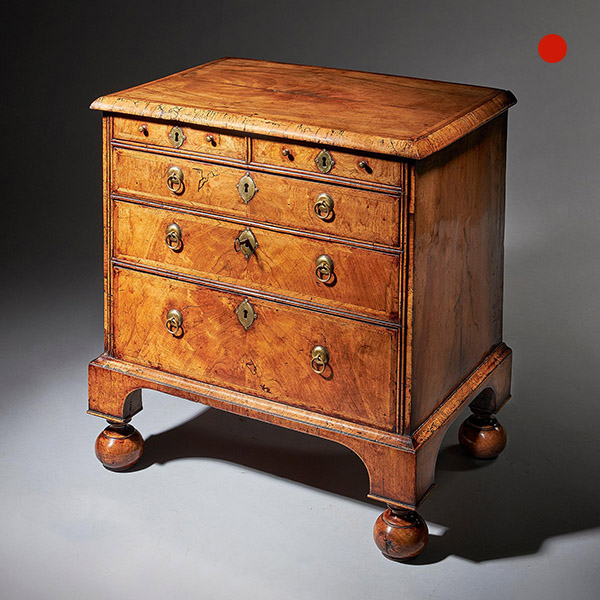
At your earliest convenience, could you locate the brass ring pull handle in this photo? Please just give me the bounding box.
[315,254,334,283]
[165,309,183,336]
[314,193,334,220]
[234,227,259,259]
[165,223,183,251]
[166,166,184,194]
[311,345,329,374]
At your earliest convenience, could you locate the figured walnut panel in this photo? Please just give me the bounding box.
[112,268,398,431]
[112,147,401,246]
[113,200,400,321]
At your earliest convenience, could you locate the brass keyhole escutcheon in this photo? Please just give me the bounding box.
[165,309,183,336]
[236,172,258,204]
[235,298,257,330]
[234,227,259,259]
[165,223,183,252]
[168,126,186,148]
[315,149,335,174]
[315,254,334,283]
[314,193,334,220]
[310,345,329,374]
[166,166,184,194]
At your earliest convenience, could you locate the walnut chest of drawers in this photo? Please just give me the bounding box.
[88,58,516,560]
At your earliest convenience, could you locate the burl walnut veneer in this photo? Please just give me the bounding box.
[89,58,516,560]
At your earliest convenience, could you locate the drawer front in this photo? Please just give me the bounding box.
[252,138,402,187]
[112,117,246,161]
[113,200,400,321]
[112,148,400,246]
[113,268,398,430]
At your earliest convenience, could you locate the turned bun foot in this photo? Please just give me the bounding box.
[373,506,429,561]
[459,413,506,459]
[95,422,144,471]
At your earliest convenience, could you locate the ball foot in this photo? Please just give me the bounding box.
[458,413,506,459]
[373,506,429,561]
[95,421,144,471]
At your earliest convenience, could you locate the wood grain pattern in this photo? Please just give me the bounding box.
[89,61,516,558]
[88,341,511,509]
[112,267,398,430]
[458,414,507,459]
[91,57,516,159]
[113,116,246,160]
[102,117,113,352]
[112,147,402,246]
[95,423,144,470]
[113,200,400,320]
[373,507,429,561]
[252,137,402,186]
[411,343,511,449]
[407,115,508,432]
[88,353,417,506]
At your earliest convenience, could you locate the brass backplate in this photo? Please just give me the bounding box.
[168,126,186,148]
[236,172,258,204]
[235,298,257,330]
[314,192,334,220]
[315,149,335,174]
[310,345,330,374]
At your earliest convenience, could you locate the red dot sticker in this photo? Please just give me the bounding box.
[538,34,567,63]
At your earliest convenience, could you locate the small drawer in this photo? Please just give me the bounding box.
[112,267,398,430]
[113,200,400,321]
[252,138,402,187]
[112,116,246,161]
[112,147,401,246]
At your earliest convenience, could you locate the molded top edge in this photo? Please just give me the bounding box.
[91,57,517,159]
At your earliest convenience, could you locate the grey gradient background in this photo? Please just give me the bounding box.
[1,1,599,599]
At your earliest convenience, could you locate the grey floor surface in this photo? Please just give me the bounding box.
[1,241,599,600]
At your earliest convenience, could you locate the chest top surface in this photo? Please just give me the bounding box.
[91,57,515,159]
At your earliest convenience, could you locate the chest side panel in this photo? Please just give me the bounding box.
[408,114,507,432]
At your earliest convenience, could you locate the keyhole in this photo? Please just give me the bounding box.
[322,156,327,167]
[244,182,249,193]
[174,131,179,142]
[243,309,248,319]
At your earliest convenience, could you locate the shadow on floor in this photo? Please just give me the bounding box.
[126,398,600,565]
[131,406,375,506]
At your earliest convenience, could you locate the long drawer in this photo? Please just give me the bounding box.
[111,147,401,246]
[113,200,400,321]
[112,268,398,430]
